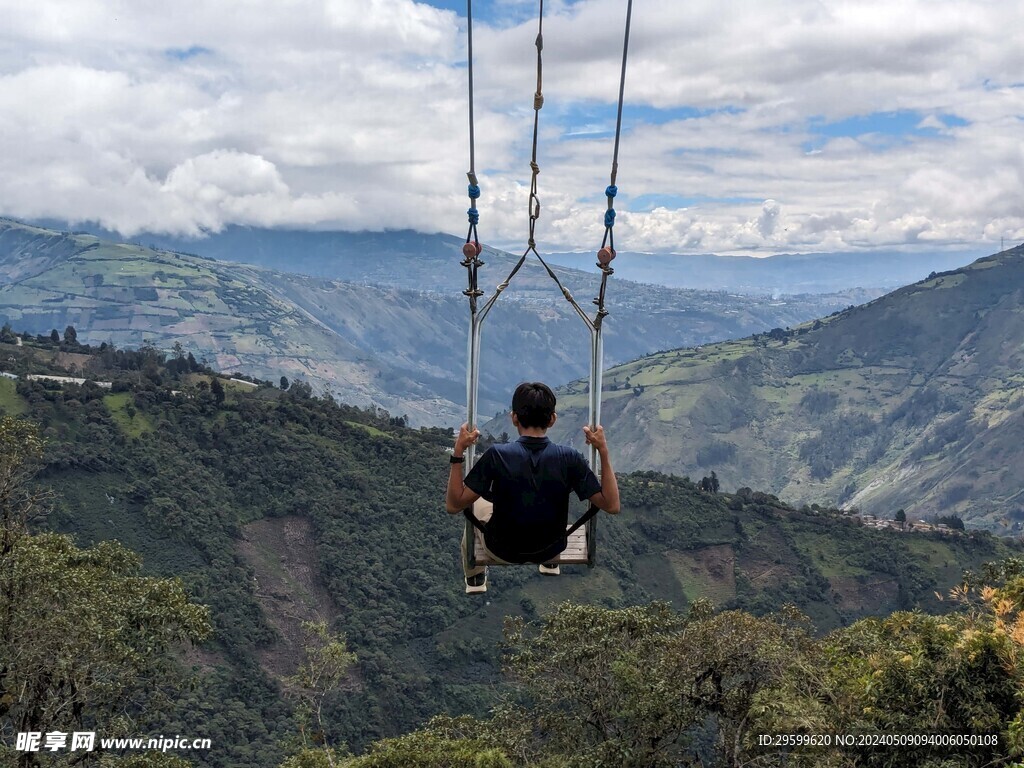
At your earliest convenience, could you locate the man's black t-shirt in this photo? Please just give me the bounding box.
[464,435,602,563]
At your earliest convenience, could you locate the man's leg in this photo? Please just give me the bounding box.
[462,499,517,593]
[462,499,497,593]
[462,524,486,580]
[462,498,494,577]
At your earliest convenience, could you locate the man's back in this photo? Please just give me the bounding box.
[465,436,600,563]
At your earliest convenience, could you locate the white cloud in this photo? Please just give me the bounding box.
[0,0,1022,252]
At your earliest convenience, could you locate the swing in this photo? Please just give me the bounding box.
[458,0,633,569]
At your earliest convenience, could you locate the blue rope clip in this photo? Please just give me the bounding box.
[605,185,617,198]
[468,184,481,199]
[467,207,480,225]
[604,208,616,228]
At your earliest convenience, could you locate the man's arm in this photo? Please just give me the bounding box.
[445,423,482,513]
[583,425,620,514]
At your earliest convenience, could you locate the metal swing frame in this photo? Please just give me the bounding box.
[458,0,633,568]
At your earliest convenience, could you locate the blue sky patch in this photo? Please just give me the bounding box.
[557,104,745,140]
[554,103,617,140]
[421,0,541,27]
[165,46,213,61]
[801,110,969,152]
[628,104,745,126]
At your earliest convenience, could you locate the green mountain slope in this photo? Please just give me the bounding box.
[0,219,877,426]
[538,245,1024,533]
[1,341,1017,766]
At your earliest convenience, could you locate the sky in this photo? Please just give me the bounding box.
[1,0,1022,255]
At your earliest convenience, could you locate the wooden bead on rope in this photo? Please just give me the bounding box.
[463,241,483,258]
[597,246,616,266]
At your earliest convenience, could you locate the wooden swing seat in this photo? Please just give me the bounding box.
[468,498,592,566]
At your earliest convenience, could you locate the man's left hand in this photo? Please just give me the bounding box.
[455,423,481,454]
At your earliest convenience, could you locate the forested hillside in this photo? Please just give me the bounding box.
[0,337,1018,767]
[537,244,1024,533]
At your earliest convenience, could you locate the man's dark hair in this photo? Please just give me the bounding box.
[512,382,556,429]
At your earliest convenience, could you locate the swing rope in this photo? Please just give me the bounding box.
[594,0,633,330]
[475,0,633,331]
[462,0,483,313]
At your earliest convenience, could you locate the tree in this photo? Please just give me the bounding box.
[0,417,212,765]
[333,724,510,768]
[210,377,226,404]
[499,602,693,765]
[895,508,907,524]
[281,376,290,391]
[281,621,356,768]
[478,601,814,767]
[771,606,1022,767]
[49,329,59,344]
[0,416,47,557]
[936,514,966,530]
[699,472,719,493]
[63,325,77,345]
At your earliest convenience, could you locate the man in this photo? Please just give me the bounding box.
[445,382,620,593]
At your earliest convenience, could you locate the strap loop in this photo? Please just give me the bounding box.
[463,507,487,534]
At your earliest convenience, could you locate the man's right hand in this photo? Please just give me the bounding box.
[583,424,608,453]
[455,423,481,455]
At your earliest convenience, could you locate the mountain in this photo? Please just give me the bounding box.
[2,340,1016,767]
[35,219,983,295]
[522,245,1024,534]
[0,219,876,426]
[543,248,987,294]
[32,222,472,291]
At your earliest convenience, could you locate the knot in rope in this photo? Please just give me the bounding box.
[534,92,544,110]
[467,207,480,225]
[468,184,481,200]
[605,185,617,198]
[604,208,616,228]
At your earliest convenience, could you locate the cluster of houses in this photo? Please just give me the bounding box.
[844,510,963,536]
